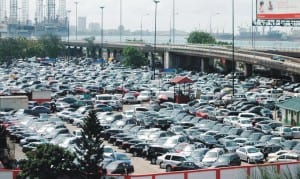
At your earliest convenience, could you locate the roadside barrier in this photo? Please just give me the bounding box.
[1,161,300,179]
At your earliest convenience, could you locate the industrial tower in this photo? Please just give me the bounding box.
[58,0,66,23]
[0,0,6,23]
[35,0,43,23]
[47,0,55,22]
[9,0,17,24]
[21,0,29,24]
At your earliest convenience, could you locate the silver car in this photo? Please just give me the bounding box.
[291,127,300,139]
[236,146,264,164]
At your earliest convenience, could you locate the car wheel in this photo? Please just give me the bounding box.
[247,158,251,164]
[133,151,138,157]
[76,123,81,128]
[166,165,172,172]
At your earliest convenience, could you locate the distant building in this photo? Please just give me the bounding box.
[78,16,86,33]
[58,0,66,23]
[21,0,29,24]
[88,22,100,33]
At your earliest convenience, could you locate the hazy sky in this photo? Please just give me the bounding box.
[28,0,257,33]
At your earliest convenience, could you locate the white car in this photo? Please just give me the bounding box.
[137,91,151,102]
[291,127,300,139]
[268,153,300,163]
[236,118,252,129]
[271,127,293,139]
[236,146,264,163]
[202,148,225,166]
[238,112,257,120]
[267,150,291,161]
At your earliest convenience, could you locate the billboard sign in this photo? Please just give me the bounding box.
[257,0,300,19]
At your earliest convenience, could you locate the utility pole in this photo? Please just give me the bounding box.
[172,0,175,43]
[100,6,104,69]
[119,0,122,42]
[153,0,160,80]
[232,0,235,99]
[74,1,79,40]
[67,10,71,65]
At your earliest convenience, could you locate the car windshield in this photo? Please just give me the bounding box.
[206,152,217,158]
[262,125,271,130]
[283,128,291,132]
[203,135,215,141]
[226,141,237,147]
[247,148,259,153]
[116,154,129,160]
[241,120,250,124]
[192,150,208,157]
[104,147,114,153]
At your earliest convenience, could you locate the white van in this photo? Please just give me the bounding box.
[95,94,118,103]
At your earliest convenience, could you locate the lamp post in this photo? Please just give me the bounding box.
[232,0,235,98]
[120,0,122,42]
[172,0,175,44]
[209,12,220,35]
[140,13,149,42]
[100,6,104,69]
[153,0,160,80]
[74,1,79,40]
[67,10,71,65]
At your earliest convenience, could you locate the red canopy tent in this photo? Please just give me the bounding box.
[170,76,193,84]
[170,76,194,103]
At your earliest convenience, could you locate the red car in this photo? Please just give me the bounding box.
[195,109,209,118]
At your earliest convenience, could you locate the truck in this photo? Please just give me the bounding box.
[0,96,28,110]
[31,90,52,103]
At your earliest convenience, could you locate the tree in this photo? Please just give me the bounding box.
[187,31,216,44]
[75,110,104,178]
[38,34,65,58]
[18,144,78,179]
[122,46,148,68]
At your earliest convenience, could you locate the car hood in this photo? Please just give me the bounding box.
[248,152,263,158]
[202,157,218,163]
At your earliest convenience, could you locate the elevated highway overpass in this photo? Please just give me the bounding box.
[64,40,300,81]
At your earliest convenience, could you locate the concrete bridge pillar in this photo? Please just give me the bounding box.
[112,50,117,59]
[107,49,111,59]
[98,48,102,58]
[244,63,253,77]
[164,51,172,69]
[201,58,210,73]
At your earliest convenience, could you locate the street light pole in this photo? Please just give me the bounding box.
[100,6,104,69]
[232,0,235,98]
[120,0,122,42]
[67,10,71,65]
[172,0,175,44]
[74,1,79,40]
[153,0,160,80]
